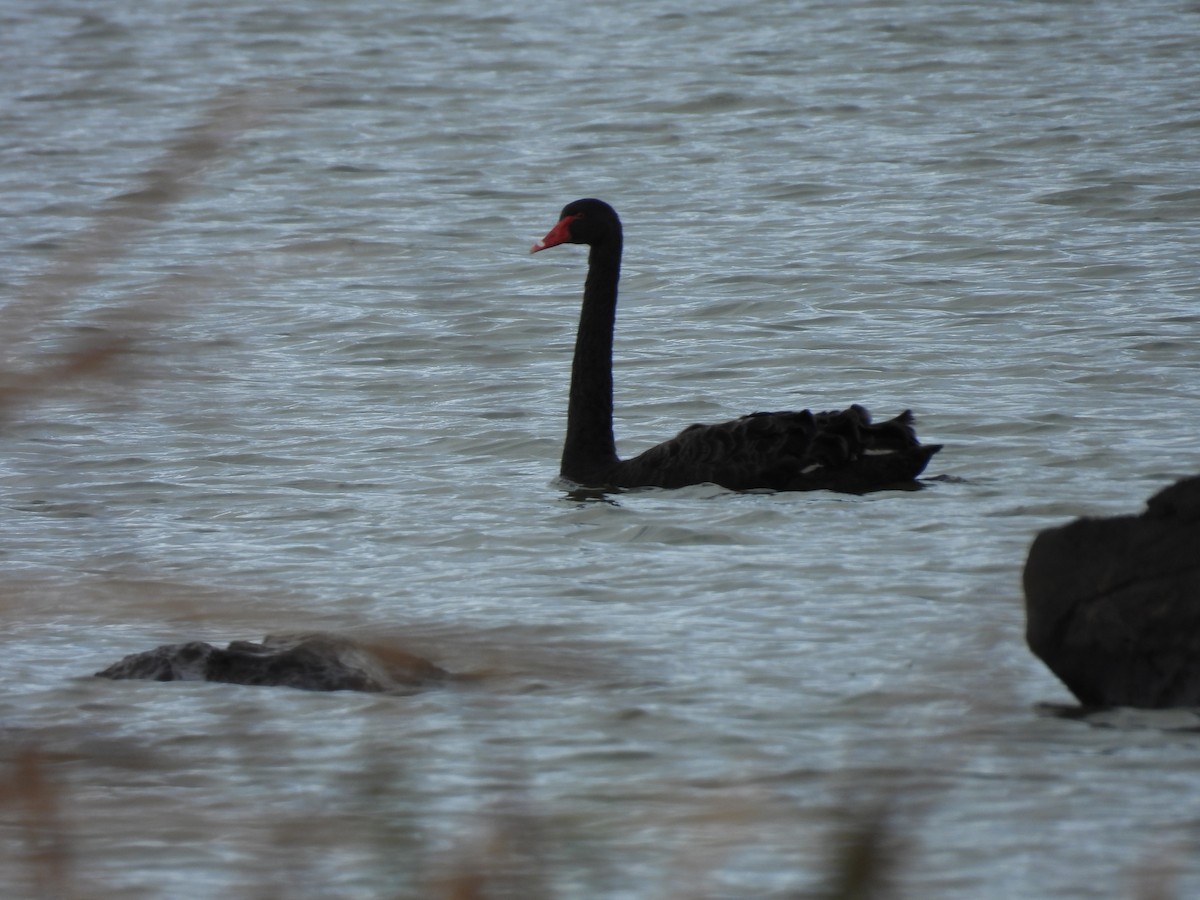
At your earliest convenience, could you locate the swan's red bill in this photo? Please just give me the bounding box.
[530,214,579,254]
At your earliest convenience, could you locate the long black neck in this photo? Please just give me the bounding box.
[561,236,622,483]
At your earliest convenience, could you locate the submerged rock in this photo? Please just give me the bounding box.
[1023,475,1200,709]
[96,632,449,693]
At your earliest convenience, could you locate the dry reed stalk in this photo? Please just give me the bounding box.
[816,799,901,900]
[427,793,555,900]
[0,82,287,416]
[0,747,75,900]
[1130,838,1188,900]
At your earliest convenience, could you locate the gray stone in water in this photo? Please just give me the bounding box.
[96,632,449,693]
[1023,475,1200,709]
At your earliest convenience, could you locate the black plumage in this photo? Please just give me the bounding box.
[531,198,940,493]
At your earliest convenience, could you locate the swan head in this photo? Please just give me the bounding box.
[531,198,621,253]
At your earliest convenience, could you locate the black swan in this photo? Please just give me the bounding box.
[530,198,941,493]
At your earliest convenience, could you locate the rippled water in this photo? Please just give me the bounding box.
[3,1,1200,896]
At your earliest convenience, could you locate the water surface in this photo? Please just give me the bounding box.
[2,1,1200,896]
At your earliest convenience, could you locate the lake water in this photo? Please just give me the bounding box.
[2,1,1200,897]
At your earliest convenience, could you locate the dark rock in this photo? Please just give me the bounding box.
[96,632,449,693]
[1023,475,1200,708]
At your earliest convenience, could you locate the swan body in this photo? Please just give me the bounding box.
[531,198,940,493]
